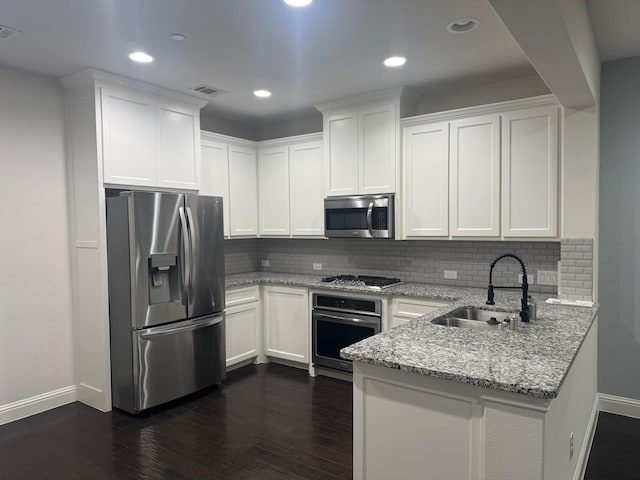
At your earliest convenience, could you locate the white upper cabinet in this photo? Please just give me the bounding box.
[156,103,200,190]
[317,88,419,197]
[101,87,157,187]
[229,144,258,237]
[450,114,501,237]
[402,121,450,237]
[100,85,203,190]
[289,140,324,236]
[501,106,559,237]
[324,111,359,196]
[359,103,397,194]
[258,146,290,236]
[200,137,230,237]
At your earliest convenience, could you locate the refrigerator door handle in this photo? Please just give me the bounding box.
[139,314,224,339]
[185,206,197,301]
[178,206,191,303]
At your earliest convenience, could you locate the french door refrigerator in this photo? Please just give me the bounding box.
[106,191,225,413]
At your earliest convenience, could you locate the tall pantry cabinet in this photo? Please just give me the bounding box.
[61,70,206,411]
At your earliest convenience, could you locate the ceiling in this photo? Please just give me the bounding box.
[586,0,640,62]
[0,0,637,122]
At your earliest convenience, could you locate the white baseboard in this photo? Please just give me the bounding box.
[599,392,640,419]
[0,385,77,426]
[574,394,600,480]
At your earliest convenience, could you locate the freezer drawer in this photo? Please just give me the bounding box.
[129,314,225,413]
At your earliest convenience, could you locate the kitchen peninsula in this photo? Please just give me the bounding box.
[342,292,598,480]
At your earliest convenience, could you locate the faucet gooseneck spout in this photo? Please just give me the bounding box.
[486,254,530,323]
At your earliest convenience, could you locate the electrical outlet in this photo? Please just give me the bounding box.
[261,259,270,267]
[444,270,457,280]
[518,274,534,285]
[312,263,322,271]
[569,431,574,460]
[537,270,558,286]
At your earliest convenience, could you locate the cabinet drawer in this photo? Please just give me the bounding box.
[391,298,450,319]
[226,286,260,308]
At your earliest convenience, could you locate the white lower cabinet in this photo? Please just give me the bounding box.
[225,286,261,368]
[263,285,310,364]
[389,297,451,330]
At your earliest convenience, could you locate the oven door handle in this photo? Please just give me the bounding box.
[314,312,381,329]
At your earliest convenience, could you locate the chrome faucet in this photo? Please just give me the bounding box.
[486,254,530,323]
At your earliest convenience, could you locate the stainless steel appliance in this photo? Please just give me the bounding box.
[324,194,395,238]
[312,293,382,373]
[106,191,226,413]
[320,275,402,291]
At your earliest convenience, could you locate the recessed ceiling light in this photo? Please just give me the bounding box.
[254,89,272,98]
[383,56,407,68]
[129,51,154,63]
[170,33,185,41]
[284,0,312,7]
[446,19,479,33]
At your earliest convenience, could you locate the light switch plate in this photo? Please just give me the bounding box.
[537,270,557,286]
[261,259,270,267]
[313,263,322,271]
[444,270,457,280]
[518,274,534,285]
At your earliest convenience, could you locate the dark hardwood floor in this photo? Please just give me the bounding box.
[1,363,639,479]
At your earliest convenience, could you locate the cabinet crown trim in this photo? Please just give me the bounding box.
[61,69,207,109]
[201,130,257,148]
[401,94,560,127]
[257,132,323,149]
[315,86,420,114]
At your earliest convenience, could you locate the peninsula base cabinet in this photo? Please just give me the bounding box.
[352,317,598,480]
[263,286,310,365]
[388,297,451,330]
[225,286,262,368]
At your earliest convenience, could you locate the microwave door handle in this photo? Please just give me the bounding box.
[366,202,374,236]
[185,206,197,302]
[178,206,191,304]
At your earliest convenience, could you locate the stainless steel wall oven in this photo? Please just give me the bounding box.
[312,293,382,373]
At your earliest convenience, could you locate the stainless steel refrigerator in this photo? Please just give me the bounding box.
[106,191,226,413]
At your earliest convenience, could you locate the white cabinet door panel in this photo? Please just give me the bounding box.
[200,139,230,237]
[229,145,258,236]
[225,303,259,367]
[264,286,309,364]
[402,122,449,237]
[325,112,359,196]
[290,141,324,236]
[450,115,500,237]
[101,87,156,186]
[360,103,397,194]
[156,103,199,190]
[502,106,558,237]
[258,147,290,236]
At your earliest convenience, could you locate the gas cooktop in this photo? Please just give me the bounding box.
[320,275,402,291]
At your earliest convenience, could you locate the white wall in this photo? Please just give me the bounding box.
[0,65,74,417]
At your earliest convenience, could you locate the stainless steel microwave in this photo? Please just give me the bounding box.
[324,194,395,239]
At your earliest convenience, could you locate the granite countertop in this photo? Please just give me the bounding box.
[226,271,599,399]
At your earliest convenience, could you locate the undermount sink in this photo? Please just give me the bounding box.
[431,306,516,330]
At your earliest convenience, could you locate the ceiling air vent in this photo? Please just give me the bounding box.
[190,84,227,97]
[0,25,21,39]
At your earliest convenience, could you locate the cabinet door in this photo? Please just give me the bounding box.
[450,115,501,237]
[225,303,259,367]
[402,122,449,237]
[502,106,558,237]
[289,141,324,236]
[263,286,309,364]
[258,147,290,236]
[101,87,157,187]
[200,139,230,237]
[325,111,359,196]
[156,103,200,190]
[228,145,258,236]
[360,103,397,194]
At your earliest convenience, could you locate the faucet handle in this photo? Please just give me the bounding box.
[486,284,495,305]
